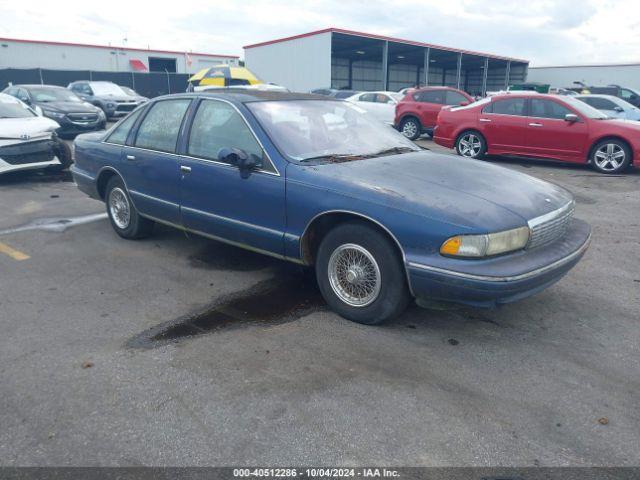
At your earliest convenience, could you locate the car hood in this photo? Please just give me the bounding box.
[0,116,60,139]
[288,151,573,232]
[604,118,640,129]
[36,101,99,113]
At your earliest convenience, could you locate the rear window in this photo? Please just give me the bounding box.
[483,98,526,116]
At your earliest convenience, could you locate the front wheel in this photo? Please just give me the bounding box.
[591,139,631,174]
[105,176,154,239]
[455,131,486,159]
[316,222,411,325]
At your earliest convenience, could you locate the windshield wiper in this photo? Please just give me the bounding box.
[362,146,417,158]
[299,153,365,163]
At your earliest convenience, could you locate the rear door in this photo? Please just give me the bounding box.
[525,98,589,161]
[478,97,528,152]
[120,98,191,225]
[178,99,286,256]
[413,90,445,129]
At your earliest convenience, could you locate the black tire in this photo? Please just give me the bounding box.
[51,139,73,171]
[315,221,411,325]
[105,176,154,239]
[455,130,487,159]
[399,117,421,140]
[590,139,631,174]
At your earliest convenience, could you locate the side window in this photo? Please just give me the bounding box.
[187,100,263,165]
[491,98,526,116]
[359,93,376,102]
[415,90,445,104]
[584,97,616,110]
[620,89,636,100]
[106,108,144,145]
[445,91,468,105]
[376,94,393,104]
[530,99,572,119]
[135,99,191,153]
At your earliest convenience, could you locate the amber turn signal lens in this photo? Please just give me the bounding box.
[440,236,462,255]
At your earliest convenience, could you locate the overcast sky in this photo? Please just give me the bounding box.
[0,0,637,66]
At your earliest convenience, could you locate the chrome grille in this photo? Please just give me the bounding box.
[527,201,575,249]
[68,112,99,124]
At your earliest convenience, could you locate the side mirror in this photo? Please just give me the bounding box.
[459,101,470,106]
[218,147,262,177]
[565,113,579,123]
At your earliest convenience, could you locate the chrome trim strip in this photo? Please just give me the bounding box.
[299,210,415,296]
[138,212,305,265]
[527,200,575,229]
[181,206,283,237]
[129,189,179,208]
[408,232,590,283]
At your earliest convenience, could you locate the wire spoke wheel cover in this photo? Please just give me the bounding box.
[459,133,482,157]
[109,187,131,229]
[594,143,625,171]
[328,243,382,307]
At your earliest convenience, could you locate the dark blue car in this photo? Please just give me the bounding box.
[71,91,591,324]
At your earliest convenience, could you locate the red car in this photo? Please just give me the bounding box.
[434,92,639,174]
[395,87,474,140]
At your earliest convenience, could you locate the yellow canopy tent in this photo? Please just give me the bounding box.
[188,66,262,87]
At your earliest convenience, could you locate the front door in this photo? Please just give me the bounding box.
[526,98,589,162]
[121,98,191,225]
[178,99,286,256]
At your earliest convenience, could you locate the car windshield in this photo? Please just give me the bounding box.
[121,86,137,96]
[29,87,82,103]
[0,96,36,118]
[561,96,609,119]
[248,100,420,163]
[91,83,126,96]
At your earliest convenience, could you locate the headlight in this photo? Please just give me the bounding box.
[440,226,530,258]
[42,109,65,119]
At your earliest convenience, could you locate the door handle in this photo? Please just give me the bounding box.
[479,118,491,122]
[180,165,192,173]
[529,122,543,127]
[126,155,136,161]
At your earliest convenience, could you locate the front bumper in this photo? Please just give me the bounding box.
[407,218,591,307]
[0,138,61,174]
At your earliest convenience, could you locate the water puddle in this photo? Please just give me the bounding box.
[128,273,325,348]
[0,213,107,236]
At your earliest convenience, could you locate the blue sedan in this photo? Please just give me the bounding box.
[71,91,591,324]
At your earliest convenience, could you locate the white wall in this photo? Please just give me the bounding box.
[528,64,640,91]
[0,40,237,73]
[244,32,332,92]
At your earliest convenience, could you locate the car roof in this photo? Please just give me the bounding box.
[10,84,68,90]
[155,90,331,103]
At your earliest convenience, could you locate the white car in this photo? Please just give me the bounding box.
[0,93,71,175]
[575,94,640,121]
[344,91,404,125]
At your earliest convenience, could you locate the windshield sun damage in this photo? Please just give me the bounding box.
[247,100,420,163]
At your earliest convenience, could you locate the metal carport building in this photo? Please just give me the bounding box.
[244,28,529,95]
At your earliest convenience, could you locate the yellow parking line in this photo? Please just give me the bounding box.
[0,242,30,261]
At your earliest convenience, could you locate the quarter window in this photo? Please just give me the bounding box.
[134,99,191,153]
[487,98,526,116]
[530,99,572,120]
[188,100,263,166]
[106,108,144,145]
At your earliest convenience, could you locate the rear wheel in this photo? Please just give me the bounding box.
[315,222,411,325]
[400,117,421,140]
[591,139,631,174]
[455,131,486,159]
[105,176,154,239]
